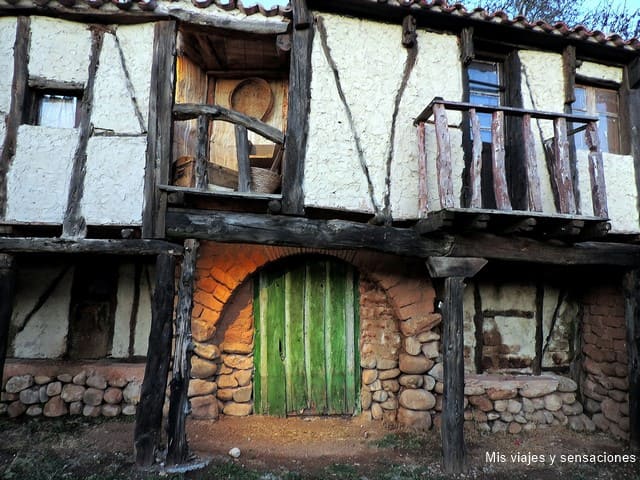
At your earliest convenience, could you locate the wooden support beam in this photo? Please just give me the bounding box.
[523,114,543,212]
[417,122,429,217]
[433,103,454,208]
[0,238,181,255]
[414,210,456,234]
[0,17,30,218]
[623,269,640,449]
[469,109,483,209]
[563,46,577,105]
[402,15,417,48]
[460,27,474,65]
[166,208,451,258]
[235,125,252,193]
[0,254,16,383]
[62,28,103,239]
[194,115,209,191]
[491,111,512,211]
[585,122,609,218]
[135,253,176,467]
[282,1,314,215]
[142,21,177,239]
[167,239,198,465]
[533,283,544,375]
[426,257,486,474]
[552,117,577,214]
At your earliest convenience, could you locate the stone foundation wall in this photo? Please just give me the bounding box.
[0,361,143,418]
[581,285,630,439]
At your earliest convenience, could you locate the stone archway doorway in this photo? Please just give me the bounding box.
[253,256,360,416]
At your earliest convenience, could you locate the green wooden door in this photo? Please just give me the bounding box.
[254,258,360,416]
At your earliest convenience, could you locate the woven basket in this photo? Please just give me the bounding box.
[251,167,281,193]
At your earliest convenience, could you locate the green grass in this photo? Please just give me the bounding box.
[373,432,428,452]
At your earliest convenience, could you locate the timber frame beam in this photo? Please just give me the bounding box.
[0,254,16,387]
[427,257,487,474]
[623,270,640,449]
[165,208,640,267]
[0,237,182,256]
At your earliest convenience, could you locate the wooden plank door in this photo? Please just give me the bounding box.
[254,258,359,416]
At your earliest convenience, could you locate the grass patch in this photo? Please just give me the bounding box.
[373,432,428,452]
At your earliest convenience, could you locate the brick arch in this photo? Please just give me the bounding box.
[191,241,440,343]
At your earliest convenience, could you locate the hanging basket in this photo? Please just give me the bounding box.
[251,167,281,193]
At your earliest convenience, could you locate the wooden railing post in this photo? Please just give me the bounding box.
[235,125,252,193]
[433,103,455,208]
[417,122,429,217]
[194,114,210,191]
[491,111,512,210]
[522,114,542,211]
[552,117,576,214]
[585,121,609,218]
[469,108,483,208]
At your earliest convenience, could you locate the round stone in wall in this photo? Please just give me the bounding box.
[5,375,34,393]
[399,389,436,411]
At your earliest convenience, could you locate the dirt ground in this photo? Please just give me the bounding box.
[1,415,639,479]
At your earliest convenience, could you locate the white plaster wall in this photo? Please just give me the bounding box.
[133,264,154,356]
[5,125,77,223]
[11,266,74,359]
[304,15,464,217]
[0,17,16,117]
[519,50,566,214]
[111,263,153,357]
[92,26,153,134]
[29,17,91,84]
[82,136,147,225]
[577,61,623,84]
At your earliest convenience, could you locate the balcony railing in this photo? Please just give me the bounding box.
[171,103,285,195]
[414,98,608,219]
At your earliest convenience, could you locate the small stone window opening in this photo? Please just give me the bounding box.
[24,88,82,129]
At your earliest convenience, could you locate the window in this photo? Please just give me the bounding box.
[573,85,621,154]
[467,59,504,142]
[24,89,82,128]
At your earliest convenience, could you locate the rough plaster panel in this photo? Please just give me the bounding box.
[29,17,91,84]
[519,50,565,214]
[390,31,464,218]
[92,32,143,134]
[479,281,536,313]
[82,136,146,225]
[542,288,578,368]
[0,17,16,115]
[487,315,536,362]
[115,24,154,129]
[577,61,623,84]
[112,264,135,358]
[11,266,73,358]
[463,281,477,373]
[133,264,154,356]
[5,125,77,223]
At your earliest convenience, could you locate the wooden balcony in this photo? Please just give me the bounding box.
[414,98,610,238]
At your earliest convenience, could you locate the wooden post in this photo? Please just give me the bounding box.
[585,122,609,218]
[235,125,252,193]
[195,115,210,191]
[142,21,177,239]
[490,111,512,211]
[469,109,482,209]
[282,0,313,215]
[417,122,428,217]
[623,270,640,449]
[0,254,16,382]
[433,103,454,208]
[552,117,576,214]
[135,253,176,467]
[167,239,198,465]
[426,257,487,475]
[523,114,543,212]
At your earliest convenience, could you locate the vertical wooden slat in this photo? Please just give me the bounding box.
[562,46,577,105]
[194,115,209,190]
[552,117,576,214]
[135,253,176,467]
[532,282,544,376]
[460,27,474,65]
[623,269,640,449]
[265,270,287,416]
[0,254,16,383]
[433,103,455,208]
[305,260,327,414]
[417,122,429,217]
[469,109,483,209]
[523,114,543,212]
[285,264,307,414]
[166,239,198,465]
[0,17,30,218]
[490,111,512,211]
[344,266,357,413]
[235,125,252,193]
[585,121,609,218]
[326,261,347,414]
[143,21,177,238]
